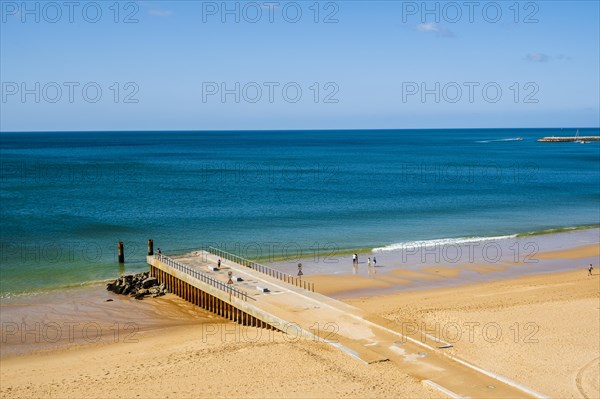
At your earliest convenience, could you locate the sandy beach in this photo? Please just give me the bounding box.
[346,269,600,398]
[1,243,598,398]
[0,291,436,399]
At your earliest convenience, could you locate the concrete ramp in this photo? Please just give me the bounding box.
[148,251,547,399]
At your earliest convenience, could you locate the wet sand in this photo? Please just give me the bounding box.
[303,242,600,298]
[535,243,600,259]
[0,285,219,358]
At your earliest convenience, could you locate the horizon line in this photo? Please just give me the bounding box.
[2,126,599,134]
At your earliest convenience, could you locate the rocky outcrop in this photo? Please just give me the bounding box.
[106,272,168,299]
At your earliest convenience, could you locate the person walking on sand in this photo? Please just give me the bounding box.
[218,259,222,269]
[352,253,356,265]
[367,257,371,267]
[589,264,594,276]
[373,257,377,267]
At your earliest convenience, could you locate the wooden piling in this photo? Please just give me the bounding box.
[148,239,154,256]
[117,242,124,263]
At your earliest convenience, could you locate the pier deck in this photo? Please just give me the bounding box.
[148,251,546,399]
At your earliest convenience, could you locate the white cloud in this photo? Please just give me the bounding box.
[525,52,550,62]
[416,23,454,37]
[416,23,438,32]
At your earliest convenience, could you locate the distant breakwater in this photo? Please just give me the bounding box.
[538,136,600,142]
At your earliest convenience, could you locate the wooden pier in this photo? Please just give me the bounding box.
[147,248,546,399]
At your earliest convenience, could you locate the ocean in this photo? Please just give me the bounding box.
[1,128,599,297]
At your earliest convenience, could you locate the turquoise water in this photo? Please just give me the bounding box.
[1,129,599,297]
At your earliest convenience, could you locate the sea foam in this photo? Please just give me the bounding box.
[372,234,519,252]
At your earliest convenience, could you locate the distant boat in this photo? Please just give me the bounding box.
[574,129,589,144]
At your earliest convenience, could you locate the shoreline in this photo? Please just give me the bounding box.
[2,228,597,305]
[216,224,600,264]
[2,236,597,306]
[2,225,598,300]
[276,227,600,298]
[304,242,599,298]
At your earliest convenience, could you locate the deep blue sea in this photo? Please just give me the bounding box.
[1,129,599,297]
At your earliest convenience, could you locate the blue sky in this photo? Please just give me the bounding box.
[1,0,599,131]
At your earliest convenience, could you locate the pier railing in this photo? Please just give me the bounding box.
[155,254,253,301]
[207,246,315,292]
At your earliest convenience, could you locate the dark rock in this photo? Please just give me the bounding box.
[142,277,158,288]
[107,271,166,299]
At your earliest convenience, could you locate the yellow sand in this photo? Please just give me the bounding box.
[347,269,600,399]
[1,244,599,398]
[0,318,435,398]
